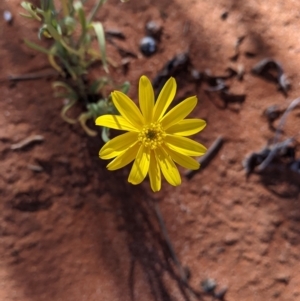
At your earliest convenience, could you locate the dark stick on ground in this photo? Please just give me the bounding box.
[257,97,300,172]
[153,202,188,284]
[0,70,58,83]
[251,58,290,94]
[185,136,224,179]
[152,201,201,300]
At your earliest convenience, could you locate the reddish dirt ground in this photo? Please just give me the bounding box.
[1,1,300,301]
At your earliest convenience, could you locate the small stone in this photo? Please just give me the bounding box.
[224,232,239,245]
[220,11,229,20]
[191,69,201,80]
[139,36,157,56]
[275,273,290,284]
[27,164,43,172]
[290,160,300,173]
[3,10,13,24]
[145,21,162,39]
[201,278,216,293]
[242,252,261,263]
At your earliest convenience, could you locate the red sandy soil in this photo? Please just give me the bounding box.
[1,1,300,301]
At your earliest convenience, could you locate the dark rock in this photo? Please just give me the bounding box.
[140,36,157,56]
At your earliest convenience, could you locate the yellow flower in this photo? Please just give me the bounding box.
[96,75,207,192]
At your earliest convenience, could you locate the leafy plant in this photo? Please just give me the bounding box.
[21,0,129,139]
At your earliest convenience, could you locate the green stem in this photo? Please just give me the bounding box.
[61,0,69,16]
[87,0,107,23]
[40,0,53,11]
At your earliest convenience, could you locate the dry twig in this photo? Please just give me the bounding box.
[11,135,44,150]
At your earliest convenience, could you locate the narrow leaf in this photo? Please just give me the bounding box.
[24,39,51,55]
[101,126,110,142]
[78,112,98,136]
[92,22,108,73]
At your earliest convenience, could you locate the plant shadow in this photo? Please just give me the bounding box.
[86,137,203,301]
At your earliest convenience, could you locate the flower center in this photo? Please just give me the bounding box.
[138,122,166,149]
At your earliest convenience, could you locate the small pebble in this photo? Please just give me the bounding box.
[191,69,201,80]
[145,21,162,38]
[3,10,13,24]
[275,273,290,284]
[290,159,300,173]
[139,36,157,56]
[27,164,43,172]
[224,232,239,245]
[201,278,216,293]
[220,11,229,20]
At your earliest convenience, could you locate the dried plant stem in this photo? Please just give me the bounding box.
[11,135,44,150]
[0,70,58,83]
[258,97,300,171]
[153,202,188,284]
[185,136,224,179]
[273,97,300,144]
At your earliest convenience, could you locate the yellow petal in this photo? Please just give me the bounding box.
[155,148,181,186]
[152,77,176,121]
[139,75,154,123]
[165,135,207,156]
[100,132,138,159]
[128,144,150,185]
[163,146,200,170]
[112,91,144,129]
[107,143,140,170]
[161,96,197,129]
[95,115,139,132]
[167,119,207,136]
[149,151,161,192]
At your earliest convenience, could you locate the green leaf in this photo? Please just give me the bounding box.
[46,23,81,56]
[120,81,130,94]
[38,25,52,39]
[41,0,53,11]
[61,0,69,16]
[88,77,109,94]
[48,51,65,75]
[61,98,78,124]
[56,54,78,80]
[78,112,98,136]
[101,126,110,142]
[74,1,88,46]
[92,22,108,73]
[46,23,62,41]
[63,16,77,35]
[74,1,86,30]
[24,39,51,55]
[53,82,78,124]
[20,2,42,21]
[87,0,107,24]
[52,81,78,99]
